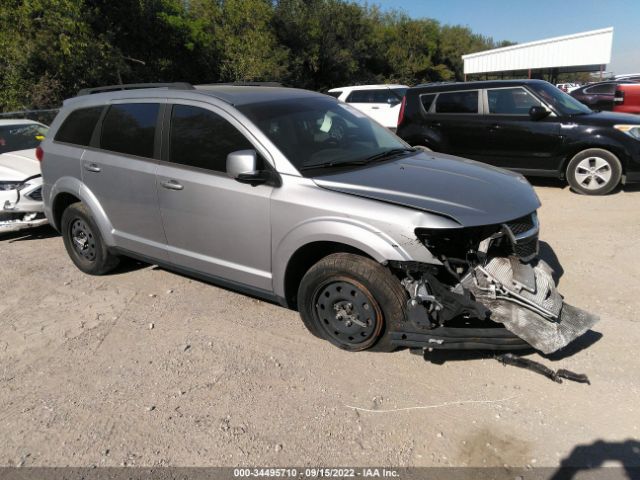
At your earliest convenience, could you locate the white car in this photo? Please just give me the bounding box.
[0,119,49,233]
[327,84,408,130]
[556,83,580,93]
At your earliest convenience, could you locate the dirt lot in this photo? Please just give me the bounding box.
[1,181,639,469]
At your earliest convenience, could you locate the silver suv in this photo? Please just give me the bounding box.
[41,83,597,354]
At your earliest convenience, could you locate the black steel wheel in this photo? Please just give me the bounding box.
[61,202,120,275]
[297,253,407,352]
[313,278,383,348]
[69,217,97,261]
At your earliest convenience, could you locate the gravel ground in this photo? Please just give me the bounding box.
[1,181,639,469]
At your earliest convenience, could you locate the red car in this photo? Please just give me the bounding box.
[613,83,640,114]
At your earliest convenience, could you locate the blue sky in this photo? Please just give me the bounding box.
[355,0,640,74]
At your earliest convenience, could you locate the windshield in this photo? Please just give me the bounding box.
[0,123,48,154]
[237,97,410,175]
[529,83,592,115]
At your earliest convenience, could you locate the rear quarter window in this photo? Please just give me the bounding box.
[420,94,436,112]
[54,106,104,146]
[435,91,479,114]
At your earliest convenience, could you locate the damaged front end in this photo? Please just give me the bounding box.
[0,175,48,234]
[389,212,599,354]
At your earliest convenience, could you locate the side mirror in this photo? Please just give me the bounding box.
[226,149,270,186]
[529,105,550,121]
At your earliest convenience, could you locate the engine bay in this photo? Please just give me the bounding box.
[389,212,599,354]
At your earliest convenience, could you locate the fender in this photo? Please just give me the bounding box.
[271,216,438,299]
[48,176,115,245]
[561,131,634,172]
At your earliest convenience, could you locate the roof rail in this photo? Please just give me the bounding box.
[201,82,284,87]
[414,81,458,88]
[77,82,194,96]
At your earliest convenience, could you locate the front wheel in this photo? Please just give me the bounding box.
[566,148,622,195]
[297,253,407,352]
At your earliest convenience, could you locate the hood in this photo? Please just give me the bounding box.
[0,149,41,182]
[578,110,640,126]
[313,152,541,227]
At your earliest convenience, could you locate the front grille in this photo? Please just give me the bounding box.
[513,236,539,261]
[506,214,535,236]
[27,187,42,201]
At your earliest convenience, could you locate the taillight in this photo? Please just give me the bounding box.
[397,96,407,127]
[35,146,44,162]
[614,89,625,104]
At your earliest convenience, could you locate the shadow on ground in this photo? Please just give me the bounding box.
[539,240,564,285]
[0,224,58,242]
[549,439,640,479]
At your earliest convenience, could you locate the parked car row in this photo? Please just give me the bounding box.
[396,79,640,195]
[569,80,640,114]
[37,82,598,356]
[3,77,640,239]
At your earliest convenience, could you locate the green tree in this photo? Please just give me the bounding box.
[215,0,288,82]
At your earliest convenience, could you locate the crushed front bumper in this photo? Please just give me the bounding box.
[0,176,47,234]
[390,256,599,354]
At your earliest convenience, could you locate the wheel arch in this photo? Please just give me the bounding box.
[560,141,630,177]
[282,241,374,309]
[274,219,413,309]
[48,177,114,244]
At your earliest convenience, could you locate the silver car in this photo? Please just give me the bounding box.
[40,83,598,354]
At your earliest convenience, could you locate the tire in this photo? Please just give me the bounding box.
[61,202,120,275]
[297,253,407,352]
[566,148,622,195]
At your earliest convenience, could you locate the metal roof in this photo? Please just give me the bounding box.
[462,27,614,75]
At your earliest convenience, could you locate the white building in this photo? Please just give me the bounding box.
[462,27,614,81]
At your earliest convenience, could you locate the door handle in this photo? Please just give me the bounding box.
[430,121,441,127]
[160,179,184,191]
[371,106,380,110]
[488,123,502,131]
[84,163,101,173]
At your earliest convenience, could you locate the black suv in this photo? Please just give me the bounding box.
[396,79,640,195]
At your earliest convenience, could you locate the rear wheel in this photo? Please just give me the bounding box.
[297,253,407,352]
[61,202,119,275]
[566,148,622,195]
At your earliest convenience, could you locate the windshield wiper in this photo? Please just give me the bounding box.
[301,148,416,171]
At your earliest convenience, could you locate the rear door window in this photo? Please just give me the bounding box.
[54,106,103,146]
[326,91,342,99]
[168,104,254,173]
[584,84,616,95]
[346,90,372,103]
[435,91,479,113]
[487,87,541,115]
[100,103,159,158]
